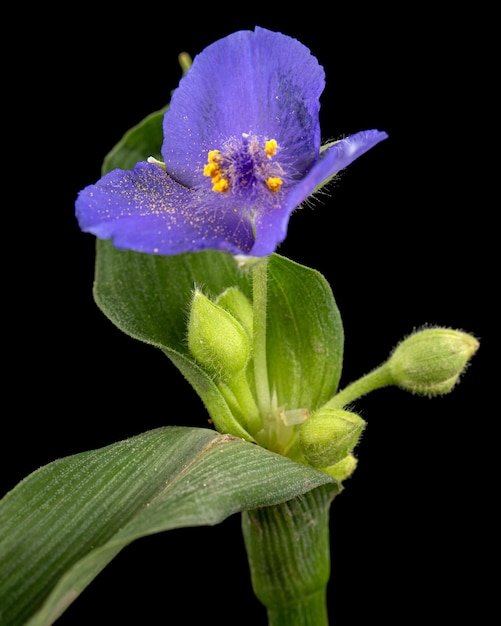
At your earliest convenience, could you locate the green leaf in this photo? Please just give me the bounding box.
[265,255,344,411]
[0,426,335,626]
[94,244,250,352]
[94,246,344,436]
[94,245,254,439]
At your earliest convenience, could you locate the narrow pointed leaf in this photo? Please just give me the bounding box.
[0,426,335,626]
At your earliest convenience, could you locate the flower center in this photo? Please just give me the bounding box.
[203,133,284,195]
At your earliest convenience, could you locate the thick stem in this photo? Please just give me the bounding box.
[241,483,339,626]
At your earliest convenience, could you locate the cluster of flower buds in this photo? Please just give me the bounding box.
[187,287,478,482]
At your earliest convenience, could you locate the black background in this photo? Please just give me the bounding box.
[4,6,494,625]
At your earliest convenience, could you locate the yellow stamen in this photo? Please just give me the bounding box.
[266,177,283,193]
[213,178,229,193]
[203,162,220,177]
[265,139,278,158]
[207,150,220,163]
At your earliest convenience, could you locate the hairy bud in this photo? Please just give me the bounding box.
[188,289,250,380]
[388,327,479,396]
[299,408,366,468]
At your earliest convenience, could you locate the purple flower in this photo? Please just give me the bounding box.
[76,27,387,257]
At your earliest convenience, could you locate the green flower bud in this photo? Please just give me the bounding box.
[215,287,254,336]
[299,408,366,468]
[388,327,479,396]
[323,454,358,482]
[188,289,251,381]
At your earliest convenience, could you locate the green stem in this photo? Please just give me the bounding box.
[266,591,329,626]
[241,483,339,626]
[324,362,393,410]
[252,258,272,417]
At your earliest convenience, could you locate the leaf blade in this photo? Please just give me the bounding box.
[0,426,335,626]
[266,255,344,410]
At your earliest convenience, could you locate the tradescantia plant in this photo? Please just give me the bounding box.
[0,27,478,626]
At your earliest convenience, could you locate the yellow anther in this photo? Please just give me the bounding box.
[207,150,220,163]
[204,162,220,177]
[213,178,229,193]
[265,139,278,158]
[266,177,283,193]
